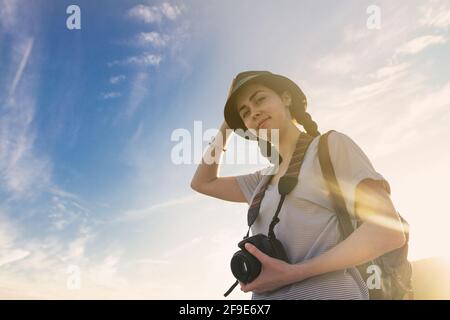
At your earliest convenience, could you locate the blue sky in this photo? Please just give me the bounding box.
[0,0,450,298]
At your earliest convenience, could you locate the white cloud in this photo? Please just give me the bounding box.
[368,62,411,80]
[9,38,33,98]
[49,186,84,203]
[87,253,123,284]
[128,4,162,23]
[47,189,92,231]
[114,194,201,222]
[395,35,447,56]
[128,2,183,24]
[0,243,129,299]
[0,0,18,31]
[160,2,183,20]
[377,82,450,147]
[0,37,52,197]
[0,213,20,248]
[313,65,411,112]
[342,25,371,43]
[108,53,163,67]
[315,53,355,74]
[0,213,30,268]
[0,219,132,299]
[113,72,149,121]
[125,258,171,266]
[100,91,122,99]
[419,1,450,29]
[109,75,126,84]
[0,249,30,267]
[126,54,163,66]
[137,31,170,47]
[129,122,144,145]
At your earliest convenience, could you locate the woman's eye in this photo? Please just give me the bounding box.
[257,97,266,104]
[243,110,250,118]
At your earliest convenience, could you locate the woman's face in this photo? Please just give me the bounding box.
[235,83,292,137]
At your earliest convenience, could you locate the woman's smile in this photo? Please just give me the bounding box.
[257,117,271,129]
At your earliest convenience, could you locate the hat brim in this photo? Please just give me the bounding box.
[224,73,307,141]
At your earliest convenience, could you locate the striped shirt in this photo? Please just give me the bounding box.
[235,130,390,300]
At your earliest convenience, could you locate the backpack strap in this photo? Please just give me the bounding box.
[318,130,355,239]
[318,130,384,298]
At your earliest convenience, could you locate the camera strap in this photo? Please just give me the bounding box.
[224,131,316,298]
[247,131,316,236]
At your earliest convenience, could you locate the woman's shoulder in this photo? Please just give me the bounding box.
[325,130,354,145]
[323,130,368,160]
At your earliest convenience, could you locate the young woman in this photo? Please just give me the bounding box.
[190,71,406,300]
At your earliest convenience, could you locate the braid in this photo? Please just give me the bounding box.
[291,106,320,137]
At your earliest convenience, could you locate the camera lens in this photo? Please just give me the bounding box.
[230,250,261,283]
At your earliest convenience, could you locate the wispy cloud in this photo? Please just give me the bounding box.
[100,91,122,100]
[128,4,162,23]
[0,208,130,299]
[0,230,128,299]
[113,72,149,121]
[0,249,30,267]
[0,36,51,197]
[128,2,183,24]
[109,75,126,84]
[48,190,91,231]
[419,1,450,29]
[315,53,355,74]
[61,228,93,261]
[0,213,30,268]
[298,2,450,158]
[342,25,371,43]
[9,38,34,98]
[136,31,170,47]
[395,35,447,56]
[368,62,411,80]
[107,53,163,67]
[48,186,89,208]
[0,0,18,31]
[160,2,183,20]
[312,61,411,113]
[113,194,201,222]
[376,81,450,152]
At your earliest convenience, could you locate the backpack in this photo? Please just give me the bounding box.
[318,130,414,300]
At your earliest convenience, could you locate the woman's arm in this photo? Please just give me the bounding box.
[190,121,248,202]
[292,178,406,281]
[239,178,407,293]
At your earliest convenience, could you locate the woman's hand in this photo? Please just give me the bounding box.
[239,243,301,294]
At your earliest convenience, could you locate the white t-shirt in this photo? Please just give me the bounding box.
[235,130,390,300]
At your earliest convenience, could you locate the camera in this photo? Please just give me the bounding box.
[230,233,289,284]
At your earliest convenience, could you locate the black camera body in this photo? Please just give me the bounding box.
[230,233,289,284]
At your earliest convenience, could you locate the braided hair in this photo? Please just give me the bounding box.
[290,106,320,138]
